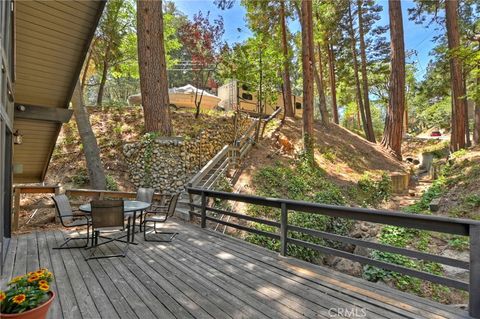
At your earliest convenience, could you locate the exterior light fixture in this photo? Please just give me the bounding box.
[16,104,26,112]
[13,130,23,144]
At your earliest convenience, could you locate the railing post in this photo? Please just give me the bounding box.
[470,224,480,318]
[201,191,207,228]
[280,202,288,256]
[13,187,21,231]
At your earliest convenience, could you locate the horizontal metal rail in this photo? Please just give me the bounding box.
[188,187,480,318]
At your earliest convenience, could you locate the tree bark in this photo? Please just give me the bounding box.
[280,0,294,118]
[445,0,466,151]
[314,43,329,125]
[464,75,471,147]
[72,80,107,190]
[96,48,110,107]
[137,0,173,135]
[301,0,315,156]
[381,0,405,160]
[326,38,339,124]
[357,0,376,142]
[347,2,369,140]
[474,41,480,145]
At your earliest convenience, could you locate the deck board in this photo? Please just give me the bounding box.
[1,220,471,319]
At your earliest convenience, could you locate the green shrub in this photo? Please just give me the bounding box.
[106,175,119,191]
[355,172,392,207]
[245,159,352,262]
[71,169,89,187]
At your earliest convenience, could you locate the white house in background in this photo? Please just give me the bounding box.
[217,80,303,116]
[128,84,222,110]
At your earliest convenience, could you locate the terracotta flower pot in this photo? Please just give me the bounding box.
[1,291,55,319]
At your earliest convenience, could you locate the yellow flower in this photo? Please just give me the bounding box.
[27,275,39,283]
[0,291,5,302]
[12,294,26,304]
[39,284,50,292]
[45,271,53,279]
[27,271,34,276]
[39,280,48,285]
[9,275,24,284]
[39,268,48,272]
[35,270,44,275]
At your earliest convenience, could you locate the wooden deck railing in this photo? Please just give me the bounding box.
[187,187,480,318]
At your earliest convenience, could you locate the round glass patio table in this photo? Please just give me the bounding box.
[79,200,150,243]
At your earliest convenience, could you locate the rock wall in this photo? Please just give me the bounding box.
[123,115,252,193]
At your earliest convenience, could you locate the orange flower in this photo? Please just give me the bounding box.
[39,284,50,292]
[39,280,48,285]
[12,294,26,304]
[0,291,5,302]
[27,271,34,276]
[27,275,39,283]
[35,270,44,275]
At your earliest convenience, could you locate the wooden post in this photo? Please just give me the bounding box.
[201,192,207,228]
[54,186,61,224]
[280,202,288,256]
[13,187,21,231]
[470,224,480,318]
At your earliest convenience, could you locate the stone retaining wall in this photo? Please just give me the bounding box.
[123,115,252,193]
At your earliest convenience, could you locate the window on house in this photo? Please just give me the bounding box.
[242,93,253,101]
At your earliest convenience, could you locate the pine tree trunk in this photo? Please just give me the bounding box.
[445,0,466,151]
[381,0,405,160]
[347,3,369,140]
[314,43,329,125]
[326,38,339,124]
[464,75,471,147]
[357,0,375,142]
[137,0,173,135]
[72,80,107,190]
[96,49,109,107]
[301,0,315,155]
[280,0,294,118]
[474,43,480,145]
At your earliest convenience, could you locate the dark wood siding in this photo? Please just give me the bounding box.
[0,0,14,273]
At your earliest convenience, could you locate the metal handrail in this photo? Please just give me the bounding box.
[187,187,480,318]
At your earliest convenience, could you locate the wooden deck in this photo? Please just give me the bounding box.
[2,220,471,319]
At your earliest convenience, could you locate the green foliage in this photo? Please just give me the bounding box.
[106,175,119,191]
[404,177,445,214]
[1,268,54,314]
[244,159,352,262]
[71,169,90,187]
[420,141,449,159]
[448,235,469,251]
[355,172,392,207]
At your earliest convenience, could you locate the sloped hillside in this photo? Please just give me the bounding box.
[45,107,239,190]
[235,117,406,195]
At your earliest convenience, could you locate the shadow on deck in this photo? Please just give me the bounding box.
[2,220,471,319]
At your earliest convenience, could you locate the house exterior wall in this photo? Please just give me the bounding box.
[0,0,14,273]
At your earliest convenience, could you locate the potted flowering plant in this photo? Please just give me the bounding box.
[0,268,55,319]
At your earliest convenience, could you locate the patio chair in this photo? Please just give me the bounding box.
[86,200,132,260]
[136,187,154,230]
[142,193,180,242]
[52,194,90,249]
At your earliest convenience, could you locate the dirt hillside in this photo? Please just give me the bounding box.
[234,117,406,193]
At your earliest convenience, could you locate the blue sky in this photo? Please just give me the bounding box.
[175,0,444,79]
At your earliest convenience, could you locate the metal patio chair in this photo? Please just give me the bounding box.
[136,187,154,230]
[52,194,90,249]
[86,200,132,260]
[142,193,180,242]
